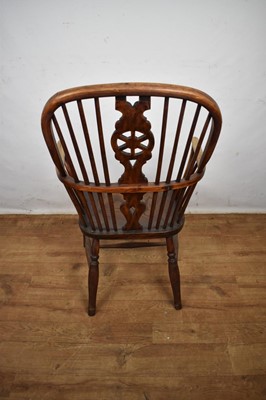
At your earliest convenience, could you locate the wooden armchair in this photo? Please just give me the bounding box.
[41,83,222,316]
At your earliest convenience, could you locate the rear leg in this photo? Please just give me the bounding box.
[166,235,182,310]
[85,237,99,316]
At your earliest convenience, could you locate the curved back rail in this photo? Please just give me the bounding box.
[41,83,222,239]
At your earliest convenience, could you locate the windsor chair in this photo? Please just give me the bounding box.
[41,83,222,316]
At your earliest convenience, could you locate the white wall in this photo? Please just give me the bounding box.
[1,0,266,213]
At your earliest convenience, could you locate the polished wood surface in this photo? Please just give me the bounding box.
[41,83,222,315]
[0,214,265,399]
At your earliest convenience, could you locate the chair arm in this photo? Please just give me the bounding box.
[57,140,73,177]
[57,140,65,161]
[192,136,203,167]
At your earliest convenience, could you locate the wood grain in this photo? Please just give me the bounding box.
[0,214,266,399]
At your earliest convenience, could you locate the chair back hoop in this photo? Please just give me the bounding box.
[41,83,222,237]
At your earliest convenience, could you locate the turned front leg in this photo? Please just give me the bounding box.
[166,236,182,310]
[85,237,99,316]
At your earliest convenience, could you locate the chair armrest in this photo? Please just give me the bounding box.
[57,140,65,161]
[192,136,203,167]
[57,140,73,177]
[183,136,204,178]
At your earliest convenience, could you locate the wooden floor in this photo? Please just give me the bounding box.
[0,214,266,399]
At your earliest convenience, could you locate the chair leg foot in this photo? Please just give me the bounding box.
[85,238,99,317]
[88,308,96,317]
[166,236,182,310]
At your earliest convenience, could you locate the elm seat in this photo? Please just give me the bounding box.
[41,82,222,316]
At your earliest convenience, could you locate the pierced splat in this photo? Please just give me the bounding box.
[120,193,146,230]
[111,96,154,230]
[111,96,154,184]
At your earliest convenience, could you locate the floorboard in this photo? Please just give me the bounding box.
[0,214,266,399]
